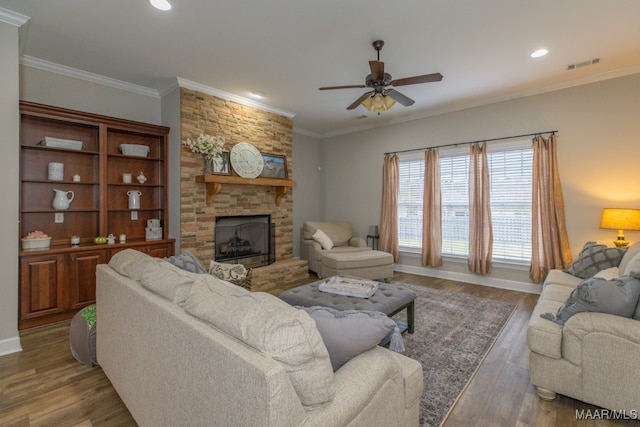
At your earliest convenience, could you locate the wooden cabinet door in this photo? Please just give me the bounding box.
[68,250,107,310]
[19,255,65,321]
[147,243,173,258]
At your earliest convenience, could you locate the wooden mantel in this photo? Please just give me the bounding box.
[195,175,297,205]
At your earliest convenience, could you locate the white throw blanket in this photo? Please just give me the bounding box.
[319,276,379,298]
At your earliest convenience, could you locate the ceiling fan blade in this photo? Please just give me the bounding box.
[369,61,385,81]
[347,91,374,110]
[319,84,367,90]
[385,89,415,107]
[391,72,443,86]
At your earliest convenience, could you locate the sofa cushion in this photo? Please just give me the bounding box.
[165,251,207,274]
[544,275,640,325]
[140,260,201,305]
[183,286,335,407]
[108,248,161,281]
[298,306,402,371]
[622,252,640,276]
[527,284,573,358]
[312,229,334,250]
[618,241,640,274]
[565,241,626,279]
[543,269,582,289]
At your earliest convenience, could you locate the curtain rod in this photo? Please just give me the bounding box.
[384,130,558,156]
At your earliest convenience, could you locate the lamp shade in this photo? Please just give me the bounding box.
[362,93,396,113]
[599,208,640,230]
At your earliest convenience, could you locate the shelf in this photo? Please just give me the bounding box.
[195,174,297,205]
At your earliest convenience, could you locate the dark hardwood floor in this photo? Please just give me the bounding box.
[1,272,637,426]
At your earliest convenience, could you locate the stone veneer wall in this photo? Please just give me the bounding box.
[179,88,294,264]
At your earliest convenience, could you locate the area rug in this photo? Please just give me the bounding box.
[396,283,517,427]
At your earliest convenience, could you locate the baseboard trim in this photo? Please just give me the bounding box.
[0,335,22,356]
[394,263,542,295]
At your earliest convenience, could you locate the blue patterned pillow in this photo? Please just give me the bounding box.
[164,251,207,274]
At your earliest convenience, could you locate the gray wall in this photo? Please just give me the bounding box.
[0,20,21,355]
[161,86,181,250]
[292,132,323,257]
[321,73,640,292]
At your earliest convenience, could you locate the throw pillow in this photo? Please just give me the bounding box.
[541,275,640,325]
[298,306,403,371]
[312,229,334,250]
[183,289,335,407]
[208,261,252,290]
[165,251,207,274]
[565,241,626,279]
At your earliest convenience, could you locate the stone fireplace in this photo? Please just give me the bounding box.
[179,87,309,291]
[214,214,275,268]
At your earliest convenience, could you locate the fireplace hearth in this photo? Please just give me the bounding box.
[214,215,275,268]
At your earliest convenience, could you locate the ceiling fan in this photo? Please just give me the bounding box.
[319,40,443,112]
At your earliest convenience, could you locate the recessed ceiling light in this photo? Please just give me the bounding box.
[251,91,266,98]
[530,49,549,58]
[150,0,172,11]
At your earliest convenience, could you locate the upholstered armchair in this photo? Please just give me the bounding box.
[300,221,370,275]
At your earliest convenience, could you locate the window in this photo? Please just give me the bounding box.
[397,142,533,263]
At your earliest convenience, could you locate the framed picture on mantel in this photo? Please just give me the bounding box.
[260,154,287,179]
[213,151,231,175]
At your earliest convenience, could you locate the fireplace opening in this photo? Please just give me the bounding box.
[214,215,275,268]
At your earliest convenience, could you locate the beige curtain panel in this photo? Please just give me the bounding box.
[530,134,571,283]
[468,143,493,274]
[422,149,443,267]
[380,154,400,261]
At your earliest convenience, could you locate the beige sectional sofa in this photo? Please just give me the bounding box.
[527,243,640,413]
[97,249,423,426]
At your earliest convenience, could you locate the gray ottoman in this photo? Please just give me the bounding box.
[321,250,394,281]
[280,279,416,333]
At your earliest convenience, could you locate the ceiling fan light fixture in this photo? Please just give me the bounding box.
[362,93,396,114]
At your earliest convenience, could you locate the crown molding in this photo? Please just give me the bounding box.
[175,77,295,119]
[20,55,160,98]
[0,7,29,26]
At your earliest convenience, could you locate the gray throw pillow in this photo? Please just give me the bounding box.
[298,306,403,371]
[565,241,626,279]
[164,251,207,274]
[542,275,640,325]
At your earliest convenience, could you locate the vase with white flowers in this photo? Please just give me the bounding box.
[182,134,225,174]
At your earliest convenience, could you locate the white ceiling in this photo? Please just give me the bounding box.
[2,0,640,138]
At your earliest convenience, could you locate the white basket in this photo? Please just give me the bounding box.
[120,144,150,157]
[40,137,83,151]
[22,237,51,251]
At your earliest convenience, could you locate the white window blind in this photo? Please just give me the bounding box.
[397,143,533,263]
[440,154,470,256]
[398,159,424,248]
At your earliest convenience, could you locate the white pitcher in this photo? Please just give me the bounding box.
[127,190,142,209]
[52,189,74,210]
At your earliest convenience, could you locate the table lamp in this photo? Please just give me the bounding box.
[599,208,640,248]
